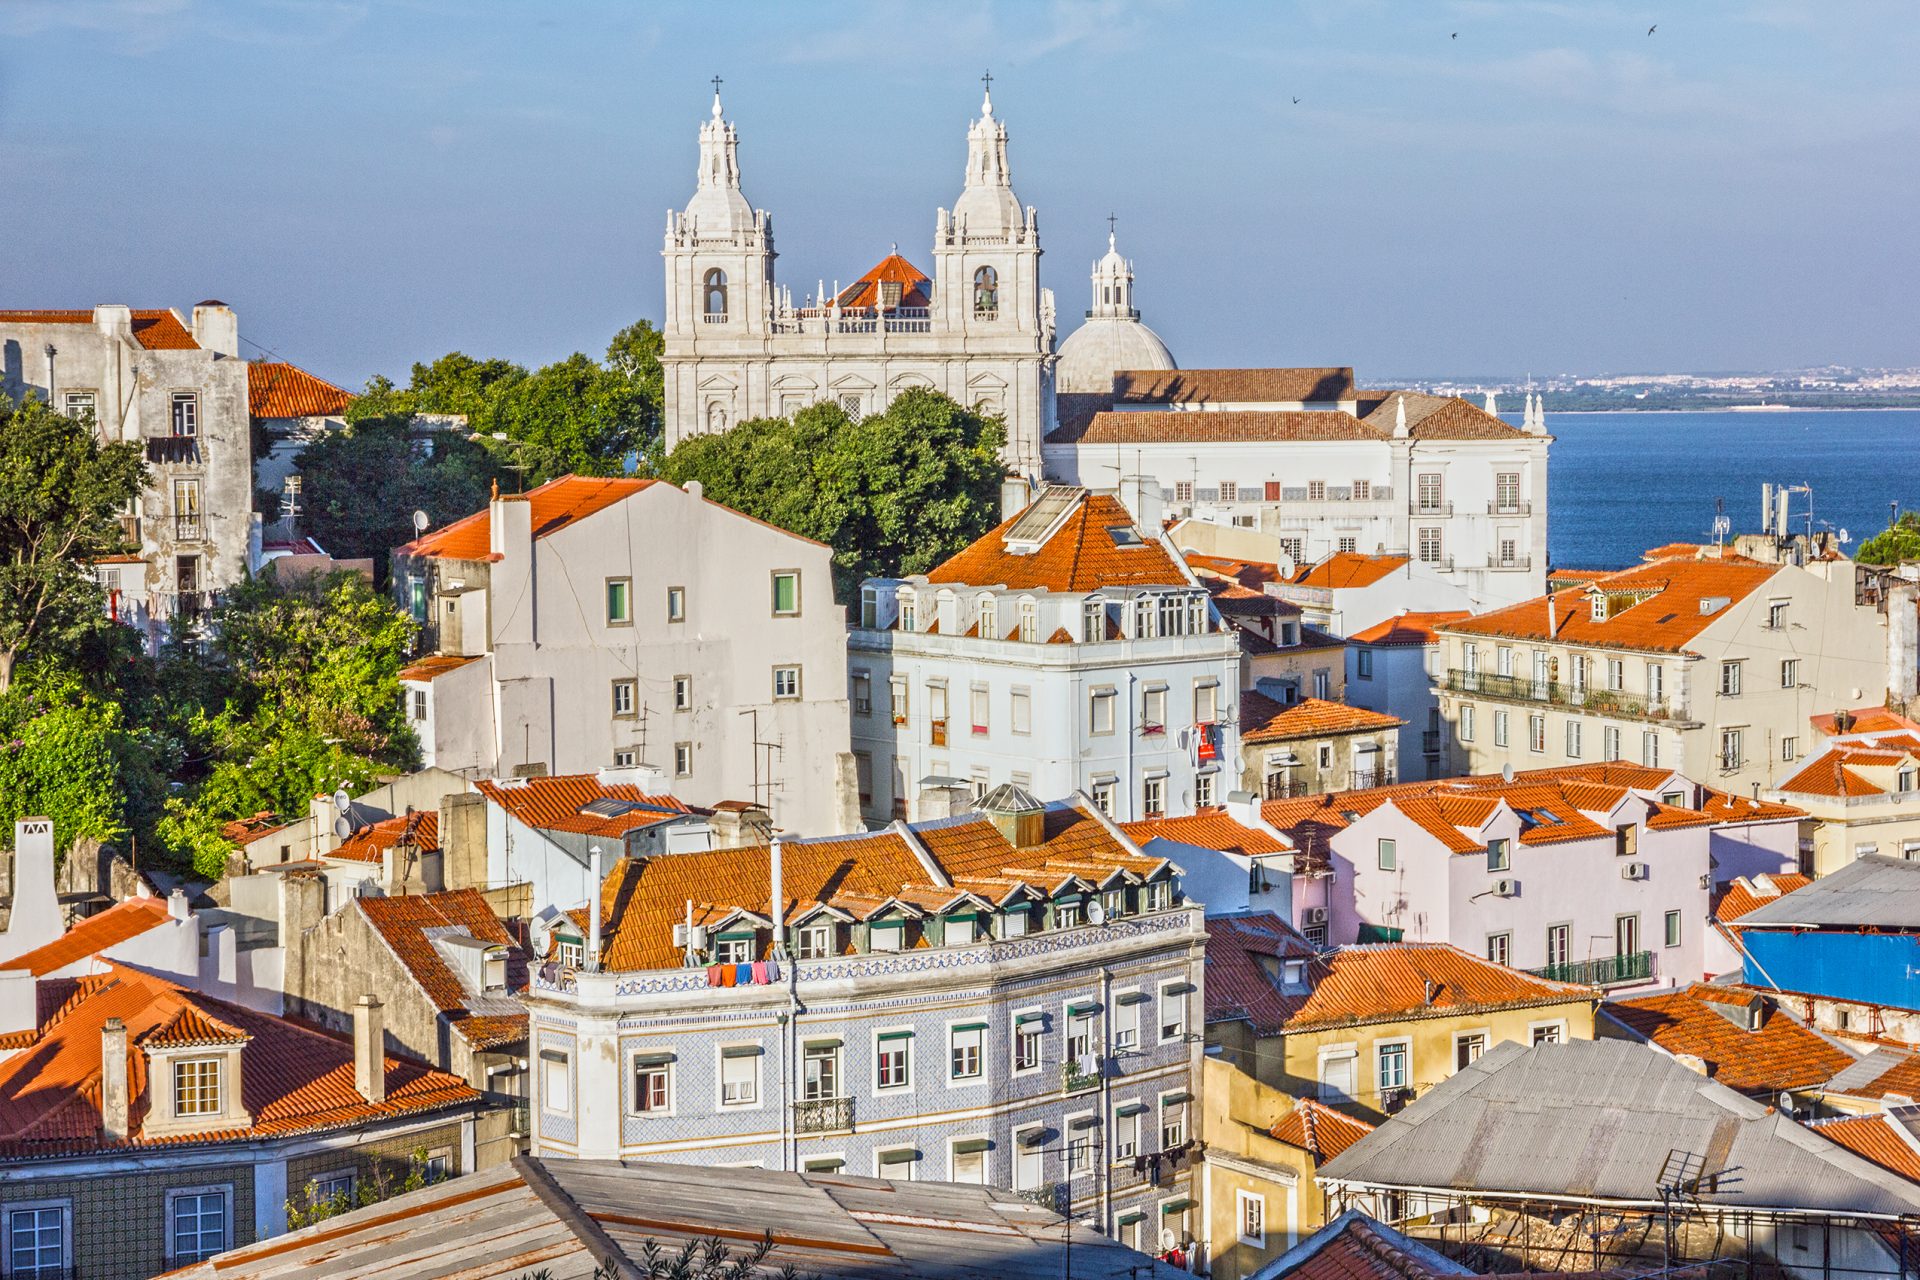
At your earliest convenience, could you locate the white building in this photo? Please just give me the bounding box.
[849,483,1242,823]
[1344,611,1471,783]
[1046,381,1550,610]
[0,303,256,650]
[392,475,856,836]
[659,86,1056,475]
[1054,227,1176,394]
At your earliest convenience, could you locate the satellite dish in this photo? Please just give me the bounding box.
[1501,762,1516,784]
[1087,900,1108,927]
[1777,1090,1794,1113]
[412,509,430,534]
[333,815,353,840]
[1839,528,1851,544]
[332,788,352,814]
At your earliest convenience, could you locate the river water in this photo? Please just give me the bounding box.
[1537,409,1919,570]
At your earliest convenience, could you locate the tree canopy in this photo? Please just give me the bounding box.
[1858,511,1920,566]
[660,388,1006,598]
[0,396,146,690]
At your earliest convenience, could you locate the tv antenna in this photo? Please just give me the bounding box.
[1711,497,1730,549]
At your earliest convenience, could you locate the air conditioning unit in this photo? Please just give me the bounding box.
[1306,907,1329,925]
[673,923,709,950]
[1622,862,1651,881]
[1492,879,1519,898]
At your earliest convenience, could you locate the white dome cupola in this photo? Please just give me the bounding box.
[1054,220,1175,394]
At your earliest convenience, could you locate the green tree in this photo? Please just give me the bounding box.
[0,668,163,858]
[1859,512,1920,566]
[660,389,1006,598]
[488,351,657,483]
[295,417,500,575]
[0,396,146,690]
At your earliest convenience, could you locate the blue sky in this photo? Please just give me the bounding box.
[2,1,1915,386]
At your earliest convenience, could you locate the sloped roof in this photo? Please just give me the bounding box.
[1184,551,1284,589]
[1241,694,1403,745]
[400,475,657,561]
[1283,943,1593,1033]
[1811,1112,1920,1184]
[924,491,1189,591]
[0,898,172,977]
[1735,855,1920,930]
[358,890,528,1052]
[1295,554,1411,590]
[398,654,484,683]
[0,966,477,1159]
[1812,708,1920,737]
[834,253,933,310]
[328,810,438,864]
[1776,744,1920,799]
[1440,560,1780,655]
[1115,367,1356,405]
[1056,409,1380,446]
[1269,1100,1376,1166]
[1320,1038,1920,1217]
[1124,811,1288,858]
[1715,873,1813,924]
[0,309,198,350]
[248,360,355,418]
[1252,1209,1471,1280]
[475,774,692,839]
[1349,611,1473,647]
[1204,912,1318,1034]
[1605,984,1856,1094]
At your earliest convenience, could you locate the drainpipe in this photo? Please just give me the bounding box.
[43,345,56,402]
[1100,963,1114,1231]
[1127,670,1138,820]
[586,847,602,972]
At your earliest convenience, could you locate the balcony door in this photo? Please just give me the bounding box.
[1614,913,1639,958]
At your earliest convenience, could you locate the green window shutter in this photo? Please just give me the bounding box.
[951,1022,990,1034]
[879,1148,919,1165]
[1115,1102,1149,1118]
[1162,1090,1193,1105]
[1116,992,1150,1006]
[1162,1198,1196,1215]
[1015,1011,1047,1026]
[720,1045,760,1059]
[804,1037,843,1050]
[878,1030,914,1042]
[1117,1211,1147,1227]
[1066,1000,1100,1017]
[804,1158,844,1172]
[1357,923,1405,944]
[631,1052,674,1067]
[952,1138,992,1154]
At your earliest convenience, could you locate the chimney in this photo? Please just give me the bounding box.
[190,301,239,358]
[353,995,385,1104]
[1120,474,1163,532]
[587,848,604,972]
[769,836,785,955]
[684,479,704,503]
[1887,582,1918,706]
[916,777,973,821]
[489,493,536,647]
[92,305,133,343]
[4,819,60,955]
[1672,1052,1710,1077]
[707,802,772,850]
[1000,477,1032,522]
[167,887,190,921]
[101,1017,130,1141]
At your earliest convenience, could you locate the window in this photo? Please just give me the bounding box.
[674,742,693,777]
[889,678,908,725]
[1090,688,1116,734]
[950,1025,984,1080]
[173,478,202,539]
[1015,1130,1045,1190]
[898,593,916,630]
[6,1202,68,1278]
[1279,537,1304,563]
[1313,669,1331,701]
[613,750,635,768]
[1603,725,1622,760]
[1146,881,1171,912]
[1496,472,1520,512]
[1001,906,1030,939]
[1664,910,1683,948]
[1161,1097,1188,1148]
[1196,680,1220,723]
[1499,538,1518,567]
[1114,996,1140,1051]
[1647,663,1664,703]
[1417,526,1444,564]
[702,268,728,318]
[803,1042,840,1100]
[556,938,584,969]
[1014,1016,1043,1072]
[772,666,801,700]
[174,1057,221,1117]
[1220,480,1239,502]
[969,684,990,736]
[1769,601,1789,629]
[951,1141,988,1185]
[1493,710,1509,748]
[611,680,636,717]
[1529,714,1546,753]
[1531,1022,1564,1045]
[1066,1011,1094,1063]
[1143,684,1167,729]
[715,934,754,964]
[1616,912,1640,958]
[879,1148,919,1181]
[1115,1108,1142,1159]
[1142,775,1166,818]
[1639,730,1660,767]
[1546,923,1571,967]
[1455,1032,1487,1070]
[877,1032,911,1089]
[1238,1190,1267,1248]
[1416,472,1444,512]
[168,1188,228,1264]
[605,578,631,624]
[632,1057,672,1113]
[859,586,878,629]
[851,670,871,716]
[1316,744,1333,770]
[1066,1123,1093,1177]
[1486,932,1511,966]
[1376,1040,1409,1092]
[1160,983,1189,1041]
[1378,838,1397,871]
[972,265,998,317]
[976,595,997,638]
[771,571,800,616]
[1352,479,1371,500]
[1091,778,1117,816]
[1081,598,1105,642]
[1781,658,1799,688]
[1195,771,1216,808]
[1339,536,1358,553]
[1780,736,1799,761]
[666,585,686,622]
[62,390,96,420]
[412,689,428,722]
[1174,481,1194,504]
[671,674,692,711]
[1566,720,1583,757]
[715,1047,760,1106]
[1460,704,1475,742]
[1357,649,1374,679]
[1720,728,1743,772]
[796,922,834,959]
[1487,838,1510,873]
[1307,479,1326,501]
[1720,661,1743,696]
[170,391,199,437]
[1902,769,1917,794]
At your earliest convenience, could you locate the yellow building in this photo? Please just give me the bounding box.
[1205,917,1599,1121]
[1767,712,1920,877]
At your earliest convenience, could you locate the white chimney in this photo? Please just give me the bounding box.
[769,836,785,958]
[352,995,385,1104]
[190,302,239,358]
[101,1017,130,1141]
[92,305,132,343]
[4,819,60,955]
[167,887,190,921]
[587,847,603,972]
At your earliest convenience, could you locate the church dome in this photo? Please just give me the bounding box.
[1057,315,1176,393]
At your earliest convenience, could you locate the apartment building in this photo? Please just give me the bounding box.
[849,483,1241,823]
[392,475,855,835]
[1345,612,1472,783]
[525,788,1208,1252]
[0,304,253,651]
[1045,376,1549,609]
[1436,557,1897,795]
[1766,710,1920,876]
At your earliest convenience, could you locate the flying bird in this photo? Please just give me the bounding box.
[1647,23,1657,35]
[1291,96,1300,104]
[1451,31,1458,39]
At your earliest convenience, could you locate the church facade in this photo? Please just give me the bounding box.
[660,87,1057,475]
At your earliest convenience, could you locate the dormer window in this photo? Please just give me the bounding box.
[977,595,997,638]
[1081,599,1105,643]
[944,914,977,946]
[715,932,757,965]
[1101,888,1126,920]
[869,918,910,953]
[174,1058,222,1117]
[879,280,903,309]
[483,947,508,993]
[1056,899,1083,930]
[1145,881,1171,912]
[795,922,836,959]
[555,935,584,969]
[1000,905,1030,938]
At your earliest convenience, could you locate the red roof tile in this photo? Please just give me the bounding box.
[329,811,438,864]
[1441,561,1780,655]
[401,475,657,561]
[475,775,690,839]
[0,309,198,350]
[358,890,527,1051]
[1294,553,1410,590]
[1270,1098,1375,1164]
[1814,709,1920,737]
[1284,942,1593,1032]
[1241,694,1403,745]
[1115,368,1357,405]
[1183,552,1284,589]
[1123,811,1287,858]
[1348,611,1473,647]
[1812,1114,1920,1184]
[1205,913,1318,1034]
[1715,874,1813,923]
[0,898,172,977]
[1055,409,1381,446]
[1607,984,1854,1094]
[399,654,484,683]
[248,361,354,418]
[925,491,1188,592]
[833,253,933,310]
[1276,1210,1471,1280]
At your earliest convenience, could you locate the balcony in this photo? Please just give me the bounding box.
[1488,501,1533,516]
[1063,1058,1102,1095]
[1015,1183,1066,1214]
[1410,501,1453,517]
[145,436,199,465]
[1351,768,1394,790]
[1528,950,1653,988]
[700,312,728,324]
[793,1096,854,1134]
[174,515,204,542]
[1441,670,1691,724]
[1486,556,1533,571]
[1414,556,1454,573]
[1264,775,1310,800]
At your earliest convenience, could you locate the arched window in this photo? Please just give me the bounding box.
[702,269,728,320]
[973,266,998,318]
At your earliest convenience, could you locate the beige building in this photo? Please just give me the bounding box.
[1437,555,1900,795]
[391,475,855,836]
[1767,710,1920,876]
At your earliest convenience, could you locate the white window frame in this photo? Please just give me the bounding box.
[772,665,802,700]
[630,1054,674,1117]
[949,1137,990,1186]
[542,1048,572,1114]
[1529,1019,1567,1045]
[1375,1038,1411,1093]
[1158,980,1189,1043]
[165,1185,232,1266]
[948,1022,985,1083]
[1237,1189,1267,1249]
[4,1199,72,1278]
[875,1028,913,1092]
[1012,1010,1044,1074]
[718,1044,761,1109]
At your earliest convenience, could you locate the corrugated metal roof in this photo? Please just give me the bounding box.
[1735,854,1920,930]
[1320,1038,1920,1218]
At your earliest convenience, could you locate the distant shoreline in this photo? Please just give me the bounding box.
[1545,406,1920,415]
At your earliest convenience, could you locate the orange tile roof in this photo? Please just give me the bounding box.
[248,361,354,418]
[0,309,198,350]
[1124,811,1287,857]
[1283,942,1594,1032]
[1055,409,1383,446]
[1182,551,1283,589]
[0,898,172,977]
[1814,708,1920,737]
[1295,553,1411,590]
[1778,752,1890,798]
[1241,694,1403,745]
[1115,367,1357,405]
[1274,1211,1473,1280]
[1715,874,1813,924]
[475,775,691,839]
[399,654,484,683]
[833,253,933,310]
[1348,611,1473,647]
[1812,1114,1920,1184]
[1440,560,1780,655]
[1606,984,1854,1094]
[358,890,527,1051]
[0,966,478,1158]
[924,491,1188,591]
[1270,1098,1375,1164]
[219,811,293,845]
[400,475,657,561]
[329,811,438,864]
[1205,913,1319,1033]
